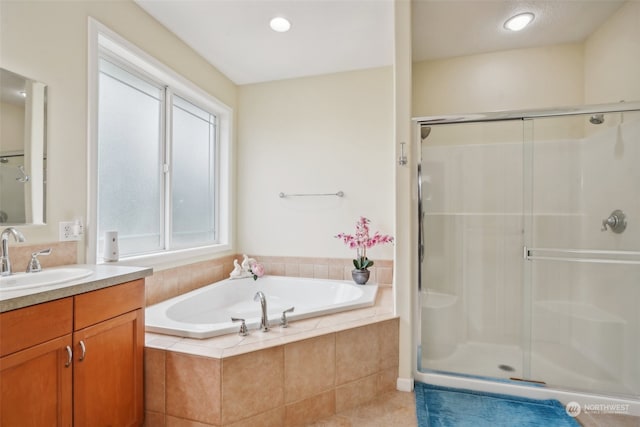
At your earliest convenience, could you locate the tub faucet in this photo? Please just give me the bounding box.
[254,291,269,332]
[1,227,26,276]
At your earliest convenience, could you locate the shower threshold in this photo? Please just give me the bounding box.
[421,341,633,397]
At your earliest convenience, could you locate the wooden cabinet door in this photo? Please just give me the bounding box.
[0,335,73,427]
[73,309,144,427]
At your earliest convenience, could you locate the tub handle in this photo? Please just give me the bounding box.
[231,317,249,336]
[280,307,295,328]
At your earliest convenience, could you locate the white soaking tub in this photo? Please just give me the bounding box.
[145,275,378,339]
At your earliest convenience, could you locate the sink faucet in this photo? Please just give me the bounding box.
[26,248,52,273]
[253,291,269,332]
[1,227,26,276]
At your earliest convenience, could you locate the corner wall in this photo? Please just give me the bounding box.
[236,67,394,260]
[584,0,640,104]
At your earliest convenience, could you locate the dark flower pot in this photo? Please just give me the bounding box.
[351,269,370,285]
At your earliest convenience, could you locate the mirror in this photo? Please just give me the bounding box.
[0,68,47,225]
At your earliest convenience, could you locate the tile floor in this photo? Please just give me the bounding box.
[307,390,416,426]
[577,412,640,427]
[307,390,640,427]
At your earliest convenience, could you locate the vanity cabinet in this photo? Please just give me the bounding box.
[0,297,74,426]
[0,279,145,426]
[73,279,144,426]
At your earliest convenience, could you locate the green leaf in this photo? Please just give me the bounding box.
[353,257,373,270]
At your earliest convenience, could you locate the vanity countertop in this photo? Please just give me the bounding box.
[0,264,152,313]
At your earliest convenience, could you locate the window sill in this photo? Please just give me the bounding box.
[98,243,233,270]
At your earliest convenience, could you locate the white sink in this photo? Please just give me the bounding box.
[0,267,94,291]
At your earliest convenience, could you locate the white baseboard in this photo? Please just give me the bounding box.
[396,377,414,392]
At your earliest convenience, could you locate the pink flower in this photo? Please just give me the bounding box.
[335,217,393,270]
[250,262,265,280]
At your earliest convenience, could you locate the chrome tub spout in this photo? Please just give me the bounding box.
[254,291,269,332]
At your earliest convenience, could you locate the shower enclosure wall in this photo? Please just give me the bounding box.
[415,102,640,413]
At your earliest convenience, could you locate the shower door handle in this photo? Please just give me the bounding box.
[417,163,424,291]
[525,247,640,265]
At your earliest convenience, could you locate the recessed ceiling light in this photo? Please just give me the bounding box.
[19,91,26,98]
[504,12,535,32]
[270,16,291,33]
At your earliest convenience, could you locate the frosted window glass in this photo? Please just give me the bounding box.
[171,96,216,247]
[97,59,163,257]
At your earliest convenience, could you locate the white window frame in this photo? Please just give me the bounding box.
[87,18,232,266]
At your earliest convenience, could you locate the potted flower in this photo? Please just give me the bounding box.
[335,216,393,285]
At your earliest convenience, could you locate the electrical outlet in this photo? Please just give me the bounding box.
[59,221,81,241]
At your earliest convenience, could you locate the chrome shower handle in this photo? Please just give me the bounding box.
[601,210,626,233]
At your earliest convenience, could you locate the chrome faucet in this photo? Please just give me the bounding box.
[253,291,269,332]
[1,227,26,276]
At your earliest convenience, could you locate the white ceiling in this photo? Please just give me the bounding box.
[412,0,625,62]
[135,0,626,85]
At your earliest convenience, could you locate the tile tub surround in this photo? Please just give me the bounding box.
[144,254,393,307]
[144,255,236,307]
[310,390,418,426]
[144,287,398,426]
[1,247,393,307]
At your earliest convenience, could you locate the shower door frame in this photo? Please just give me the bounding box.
[413,100,640,414]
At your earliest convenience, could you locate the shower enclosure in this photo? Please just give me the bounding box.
[415,101,640,408]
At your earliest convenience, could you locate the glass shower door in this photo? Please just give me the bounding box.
[418,120,526,380]
[526,111,640,398]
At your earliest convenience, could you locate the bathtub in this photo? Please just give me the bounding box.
[145,275,378,339]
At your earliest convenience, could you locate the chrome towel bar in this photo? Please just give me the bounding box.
[279,191,344,198]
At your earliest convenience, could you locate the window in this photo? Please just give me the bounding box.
[170,96,218,248]
[88,21,231,264]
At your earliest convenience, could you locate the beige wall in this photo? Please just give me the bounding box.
[584,0,640,104]
[237,67,394,259]
[412,43,584,117]
[4,0,634,263]
[0,1,237,259]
